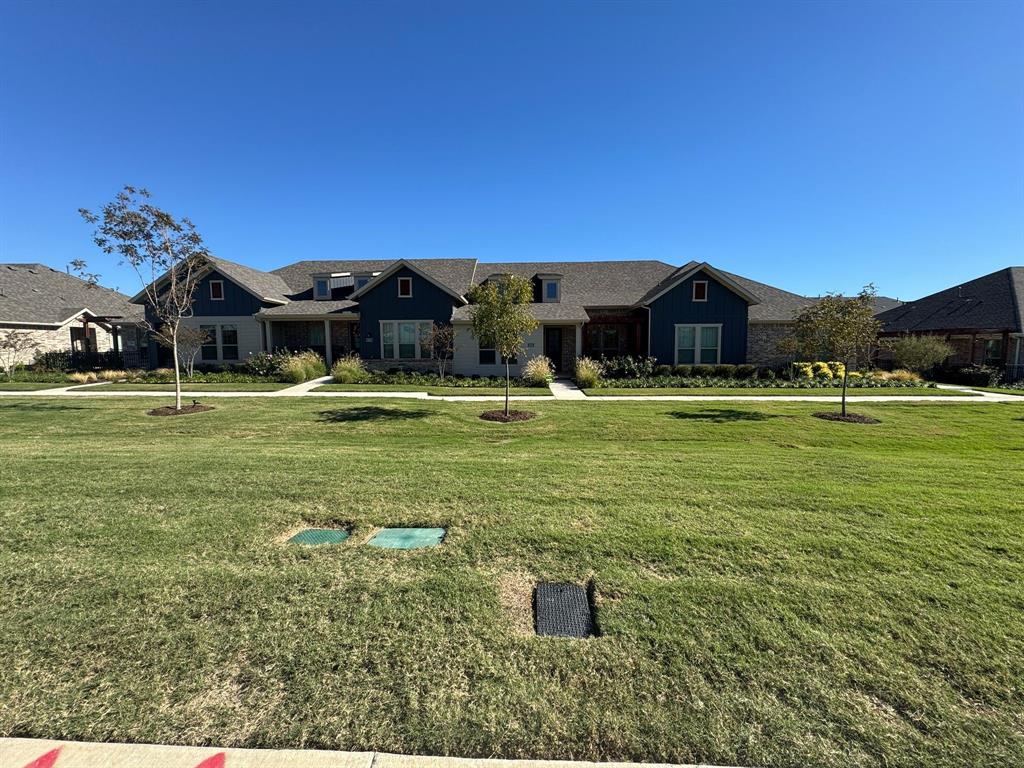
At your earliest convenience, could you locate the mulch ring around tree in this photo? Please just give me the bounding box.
[480,409,536,423]
[147,404,216,417]
[813,411,880,424]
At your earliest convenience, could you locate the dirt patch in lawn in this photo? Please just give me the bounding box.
[146,404,216,417]
[813,411,880,424]
[480,410,536,422]
[498,571,536,637]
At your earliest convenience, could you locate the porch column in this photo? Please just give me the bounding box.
[265,321,273,352]
[324,319,333,367]
[575,324,582,357]
[112,326,120,355]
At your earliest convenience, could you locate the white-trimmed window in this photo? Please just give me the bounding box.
[380,320,431,359]
[314,278,330,300]
[543,279,560,302]
[398,277,413,298]
[220,325,239,360]
[692,280,708,302]
[200,325,218,360]
[675,324,721,365]
[199,324,238,361]
[209,280,224,301]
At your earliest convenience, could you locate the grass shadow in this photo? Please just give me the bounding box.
[0,402,89,412]
[318,406,432,423]
[669,408,782,423]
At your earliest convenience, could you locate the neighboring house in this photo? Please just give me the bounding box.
[135,255,867,375]
[876,267,1024,381]
[0,263,145,365]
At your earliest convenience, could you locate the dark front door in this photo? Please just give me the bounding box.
[544,327,563,371]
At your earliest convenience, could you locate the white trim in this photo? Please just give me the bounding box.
[209,279,225,301]
[130,264,288,306]
[398,276,413,298]
[639,262,761,307]
[379,319,433,360]
[347,259,467,303]
[254,312,358,321]
[692,280,708,302]
[673,323,722,365]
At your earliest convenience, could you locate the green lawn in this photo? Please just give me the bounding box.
[969,386,1024,396]
[586,386,969,397]
[1,397,1021,767]
[70,382,291,391]
[315,383,548,396]
[0,381,68,390]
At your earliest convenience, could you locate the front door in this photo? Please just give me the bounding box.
[544,327,563,371]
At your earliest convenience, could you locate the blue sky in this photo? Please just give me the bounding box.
[1,0,1021,300]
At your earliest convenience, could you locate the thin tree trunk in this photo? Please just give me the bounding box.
[172,322,182,411]
[505,359,510,418]
[841,366,848,417]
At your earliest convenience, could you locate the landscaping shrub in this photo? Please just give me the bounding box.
[97,369,127,382]
[280,351,326,384]
[521,355,555,386]
[654,364,672,377]
[885,368,922,383]
[690,364,714,377]
[734,364,757,379]
[888,335,954,372]
[672,364,692,377]
[712,364,736,378]
[598,355,656,379]
[331,354,368,384]
[933,365,1003,387]
[811,362,833,380]
[574,357,602,388]
[68,372,97,384]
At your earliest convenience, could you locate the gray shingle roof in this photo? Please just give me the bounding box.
[718,269,815,322]
[0,263,143,325]
[876,267,1023,333]
[452,301,590,323]
[274,259,478,299]
[258,299,358,316]
[474,261,678,307]
[205,256,292,304]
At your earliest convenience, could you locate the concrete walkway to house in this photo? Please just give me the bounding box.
[548,378,588,399]
[1,737,725,768]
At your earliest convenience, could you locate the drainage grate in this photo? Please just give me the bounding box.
[368,527,446,549]
[534,582,595,638]
[287,528,350,546]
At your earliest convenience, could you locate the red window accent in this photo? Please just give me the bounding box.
[398,277,413,297]
[692,281,708,301]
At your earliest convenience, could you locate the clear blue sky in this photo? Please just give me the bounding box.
[1,0,1021,300]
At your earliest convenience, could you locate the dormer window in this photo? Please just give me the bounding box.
[354,275,370,290]
[692,280,708,302]
[209,280,224,301]
[314,278,330,300]
[542,278,561,303]
[398,276,413,298]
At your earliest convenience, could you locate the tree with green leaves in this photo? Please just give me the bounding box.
[467,274,538,418]
[887,334,953,373]
[420,322,456,381]
[781,285,883,418]
[80,186,210,411]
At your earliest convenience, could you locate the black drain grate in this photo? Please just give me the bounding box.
[534,582,595,638]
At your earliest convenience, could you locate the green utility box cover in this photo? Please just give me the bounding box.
[288,528,350,546]
[368,527,446,549]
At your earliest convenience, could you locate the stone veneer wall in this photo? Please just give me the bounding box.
[0,322,114,366]
[746,322,796,368]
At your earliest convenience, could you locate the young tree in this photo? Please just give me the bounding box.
[887,334,953,373]
[80,186,210,411]
[467,274,538,418]
[0,330,42,380]
[781,285,883,417]
[155,325,210,379]
[420,323,456,381]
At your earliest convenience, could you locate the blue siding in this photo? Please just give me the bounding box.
[647,269,749,365]
[190,271,265,316]
[356,266,459,359]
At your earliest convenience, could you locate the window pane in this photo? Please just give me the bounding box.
[222,345,238,360]
[479,348,496,365]
[316,279,328,296]
[398,322,416,358]
[310,324,324,346]
[700,326,718,347]
[546,281,558,299]
[200,325,217,360]
[382,322,394,358]
[699,347,718,364]
[677,348,695,364]
[693,281,707,301]
[676,326,695,348]
[221,325,238,345]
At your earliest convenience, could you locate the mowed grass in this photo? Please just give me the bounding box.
[0,397,1022,768]
[71,382,292,392]
[314,383,547,396]
[585,386,968,397]
[0,381,69,390]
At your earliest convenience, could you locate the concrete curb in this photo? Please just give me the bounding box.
[1,738,729,768]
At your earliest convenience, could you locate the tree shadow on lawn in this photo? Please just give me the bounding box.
[0,402,89,412]
[317,406,432,423]
[669,408,785,423]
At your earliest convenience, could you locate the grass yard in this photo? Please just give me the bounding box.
[0,381,69,390]
[585,386,969,397]
[1,397,1022,767]
[72,382,292,392]
[969,386,1024,397]
[315,383,548,396]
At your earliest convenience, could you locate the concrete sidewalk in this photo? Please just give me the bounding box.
[1,738,724,768]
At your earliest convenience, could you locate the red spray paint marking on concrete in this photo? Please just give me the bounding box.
[21,748,61,768]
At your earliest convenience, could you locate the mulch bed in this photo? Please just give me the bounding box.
[480,410,536,423]
[813,412,880,424]
[147,404,215,417]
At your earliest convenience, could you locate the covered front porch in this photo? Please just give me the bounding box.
[260,315,360,366]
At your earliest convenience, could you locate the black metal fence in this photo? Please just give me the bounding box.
[33,349,148,371]
[1004,364,1024,383]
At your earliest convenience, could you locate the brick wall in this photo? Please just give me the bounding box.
[746,322,796,368]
